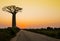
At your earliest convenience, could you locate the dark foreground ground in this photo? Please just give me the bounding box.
[0,27,60,41]
[0,27,20,41]
[10,30,60,41]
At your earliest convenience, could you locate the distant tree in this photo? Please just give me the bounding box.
[54,28,60,30]
[2,5,22,28]
[47,27,53,30]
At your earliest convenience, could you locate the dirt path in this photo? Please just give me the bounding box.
[10,30,60,41]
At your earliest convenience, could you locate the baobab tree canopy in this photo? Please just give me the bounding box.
[2,5,22,14]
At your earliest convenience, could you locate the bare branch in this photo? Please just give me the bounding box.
[2,6,12,13]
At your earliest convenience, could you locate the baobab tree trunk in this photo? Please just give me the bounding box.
[12,14,16,28]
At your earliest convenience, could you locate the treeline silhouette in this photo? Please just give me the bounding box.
[24,27,60,39]
[0,27,20,41]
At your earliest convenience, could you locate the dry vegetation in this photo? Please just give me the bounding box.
[24,27,60,39]
[0,27,20,41]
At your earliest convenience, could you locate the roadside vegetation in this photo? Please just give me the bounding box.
[24,27,60,39]
[0,27,20,41]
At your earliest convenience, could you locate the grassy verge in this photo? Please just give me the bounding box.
[24,27,60,39]
[0,27,20,41]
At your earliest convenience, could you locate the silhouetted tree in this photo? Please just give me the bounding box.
[2,5,22,28]
[47,27,53,30]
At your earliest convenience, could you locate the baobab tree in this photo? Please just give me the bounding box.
[2,5,22,28]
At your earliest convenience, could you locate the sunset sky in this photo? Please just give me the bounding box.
[0,0,60,29]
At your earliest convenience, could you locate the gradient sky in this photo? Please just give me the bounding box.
[0,0,60,29]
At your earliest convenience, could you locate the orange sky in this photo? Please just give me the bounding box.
[0,0,60,29]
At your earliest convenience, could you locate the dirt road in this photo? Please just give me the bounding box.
[10,30,60,41]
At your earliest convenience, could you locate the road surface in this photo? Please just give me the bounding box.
[10,30,60,41]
